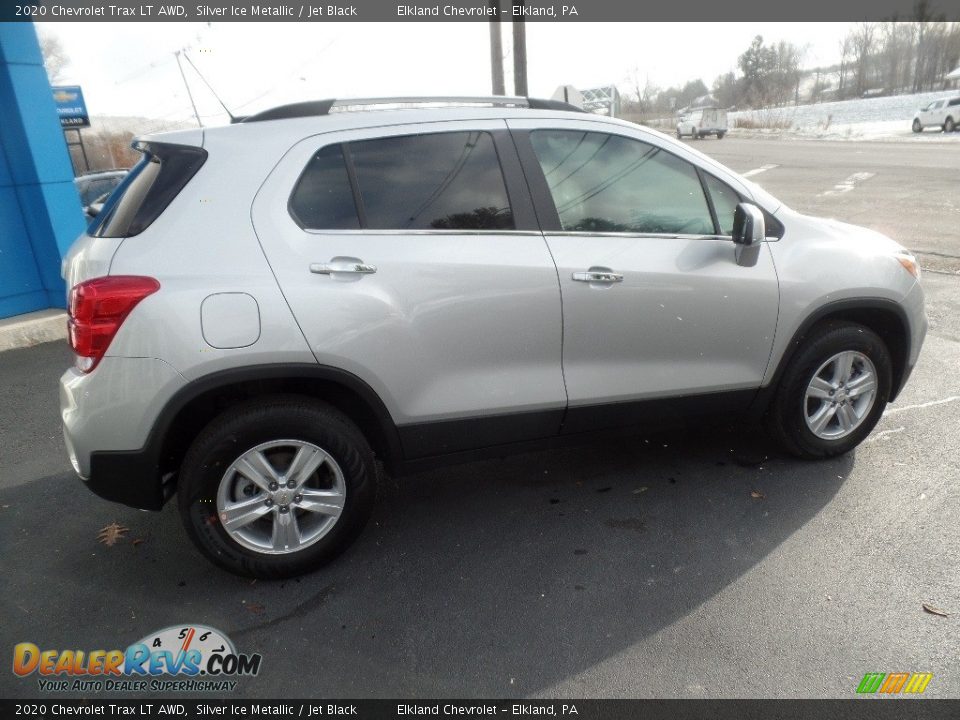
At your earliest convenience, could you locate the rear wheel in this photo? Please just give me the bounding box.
[177,397,377,578]
[717,131,725,139]
[691,127,699,140]
[769,322,892,459]
[945,117,956,133]
[912,118,922,133]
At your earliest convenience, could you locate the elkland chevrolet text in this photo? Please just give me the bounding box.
[60,97,927,577]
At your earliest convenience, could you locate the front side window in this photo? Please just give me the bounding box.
[349,131,513,230]
[529,130,714,235]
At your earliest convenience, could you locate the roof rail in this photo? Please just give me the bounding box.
[238,96,584,123]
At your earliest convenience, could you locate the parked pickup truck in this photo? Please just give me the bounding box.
[912,96,960,133]
[677,107,728,139]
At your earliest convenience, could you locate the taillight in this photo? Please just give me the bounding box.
[67,276,160,372]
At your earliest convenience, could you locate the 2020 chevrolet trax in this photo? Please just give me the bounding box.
[60,96,927,577]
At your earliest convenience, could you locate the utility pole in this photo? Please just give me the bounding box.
[174,50,202,128]
[512,2,528,97]
[488,0,505,95]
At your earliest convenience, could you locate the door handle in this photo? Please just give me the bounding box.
[572,270,623,283]
[310,260,377,275]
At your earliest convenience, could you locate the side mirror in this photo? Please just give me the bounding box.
[732,203,765,246]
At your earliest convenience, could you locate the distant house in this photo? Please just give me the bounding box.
[947,66,960,89]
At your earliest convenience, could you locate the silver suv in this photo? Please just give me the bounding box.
[60,96,927,578]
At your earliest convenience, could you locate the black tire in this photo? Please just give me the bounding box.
[691,127,699,139]
[768,322,892,459]
[912,119,922,133]
[676,128,683,139]
[717,131,725,139]
[945,117,956,133]
[177,396,377,578]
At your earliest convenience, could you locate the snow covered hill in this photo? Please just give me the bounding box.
[729,90,960,141]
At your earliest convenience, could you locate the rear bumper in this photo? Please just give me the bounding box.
[85,449,170,511]
[61,355,186,510]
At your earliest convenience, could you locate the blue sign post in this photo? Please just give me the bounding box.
[52,85,90,128]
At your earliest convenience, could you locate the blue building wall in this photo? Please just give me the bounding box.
[0,23,85,319]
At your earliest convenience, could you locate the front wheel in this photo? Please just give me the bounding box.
[912,118,922,133]
[717,131,725,139]
[769,322,892,459]
[177,397,377,578]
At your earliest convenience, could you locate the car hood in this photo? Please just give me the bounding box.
[779,208,908,255]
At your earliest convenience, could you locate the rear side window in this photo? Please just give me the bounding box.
[290,131,514,231]
[530,130,714,235]
[92,142,207,238]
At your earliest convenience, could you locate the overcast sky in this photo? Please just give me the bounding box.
[43,22,855,128]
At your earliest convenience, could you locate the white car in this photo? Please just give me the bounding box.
[912,97,960,133]
[677,108,727,139]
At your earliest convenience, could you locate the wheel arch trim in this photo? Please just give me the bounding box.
[754,297,913,417]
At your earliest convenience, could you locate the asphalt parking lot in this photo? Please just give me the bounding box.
[1,137,958,700]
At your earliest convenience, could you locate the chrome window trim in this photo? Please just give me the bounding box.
[542,231,737,242]
[303,228,545,237]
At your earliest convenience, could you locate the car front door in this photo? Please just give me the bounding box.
[924,101,944,125]
[252,120,567,458]
[507,119,780,433]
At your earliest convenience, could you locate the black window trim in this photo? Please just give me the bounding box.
[287,127,537,233]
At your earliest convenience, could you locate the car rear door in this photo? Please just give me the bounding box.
[507,118,780,433]
[251,120,566,458]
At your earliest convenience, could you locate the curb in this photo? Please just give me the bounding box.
[0,310,67,353]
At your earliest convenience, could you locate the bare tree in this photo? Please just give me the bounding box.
[38,31,69,83]
[838,36,852,97]
[849,23,877,96]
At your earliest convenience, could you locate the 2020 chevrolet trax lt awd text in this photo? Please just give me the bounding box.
[60,96,927,578]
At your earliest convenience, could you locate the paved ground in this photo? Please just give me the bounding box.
[694,136,960,274]
[1,137,958,700]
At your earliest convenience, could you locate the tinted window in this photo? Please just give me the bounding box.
[78,177,122,206]
[93,143,206,238]
[530,130,713,235]
[703,173,740,235]
[349,131,513,230]
[289,144,360,230]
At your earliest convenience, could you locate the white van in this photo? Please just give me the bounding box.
[677,107,728,139]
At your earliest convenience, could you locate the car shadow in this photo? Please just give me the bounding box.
[0,426,852,698]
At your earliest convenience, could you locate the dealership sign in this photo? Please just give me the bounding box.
[52,85,90,128]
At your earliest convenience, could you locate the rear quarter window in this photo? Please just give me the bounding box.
[92,142,207,238]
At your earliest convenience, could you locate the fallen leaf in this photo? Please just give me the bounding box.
[922,603,951,617]
[633,487,649,494]
[97,523,129,546]
[245,602,266,615]
[751,490,765,499]
[131,538,145,547]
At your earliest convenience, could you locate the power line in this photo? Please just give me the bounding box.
[174,50,202,128]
